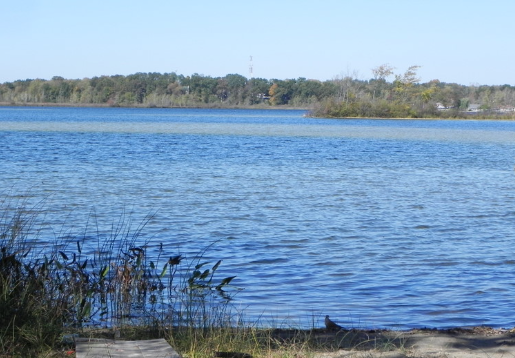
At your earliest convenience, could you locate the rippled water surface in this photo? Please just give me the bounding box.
[1,107,515,329]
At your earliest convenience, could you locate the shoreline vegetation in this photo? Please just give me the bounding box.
[2,65,515,120]
[2,101,515,121]
[2,201,515,357]
[0,200,244,357]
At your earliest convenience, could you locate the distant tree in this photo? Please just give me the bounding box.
[188,74,218,103]
[268,83,279,105]
[333,71,361,103]
[246,77,270,104]
[393,65,421,102]
[216,78,229,102]
[27,79,44,102]
[268,79,297,105]
[224,74,247,104]
[401,65,421,85]
[371,64,395,101]
[371,64,395,82]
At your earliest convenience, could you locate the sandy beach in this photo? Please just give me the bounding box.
[307,326,515,358]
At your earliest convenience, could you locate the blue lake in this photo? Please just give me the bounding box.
[1,106,515,329]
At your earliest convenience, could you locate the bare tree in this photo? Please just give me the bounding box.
[334,69,360,103]
[398,65,421,85]
[372,64,395,81]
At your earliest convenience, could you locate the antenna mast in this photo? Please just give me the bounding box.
[249,55,253,78]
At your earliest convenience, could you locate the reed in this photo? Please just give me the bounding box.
[0,199,240,356]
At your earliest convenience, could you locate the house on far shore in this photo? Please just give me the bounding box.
[436,102,455,110]
[467,103,481,112]
[498,106,515,112]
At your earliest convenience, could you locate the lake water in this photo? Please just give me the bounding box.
[1,106,515,329]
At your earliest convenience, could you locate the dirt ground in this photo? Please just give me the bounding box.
[298,326,515,358]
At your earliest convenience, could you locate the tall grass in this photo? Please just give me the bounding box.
[0,196,62,354]
[0,199,240,356]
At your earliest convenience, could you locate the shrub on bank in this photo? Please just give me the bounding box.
[310,98,515,119]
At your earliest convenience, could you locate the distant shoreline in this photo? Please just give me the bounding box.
[0,101,309,111]
[2,102,515,120]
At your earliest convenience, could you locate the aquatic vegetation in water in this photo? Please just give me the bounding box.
[0,197,240,354]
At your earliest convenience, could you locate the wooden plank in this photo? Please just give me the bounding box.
[75,338,181,358]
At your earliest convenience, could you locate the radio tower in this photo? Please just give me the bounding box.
[249,55,253,79]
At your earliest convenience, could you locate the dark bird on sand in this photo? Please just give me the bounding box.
[325,315,343,331]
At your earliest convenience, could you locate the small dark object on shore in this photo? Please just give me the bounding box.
[215,351,253,358]
[325,315,344,331]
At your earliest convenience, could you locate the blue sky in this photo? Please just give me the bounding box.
[1,0,514,85]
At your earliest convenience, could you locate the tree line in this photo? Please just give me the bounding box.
[0,72,335,108]
[2,66,515,118]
